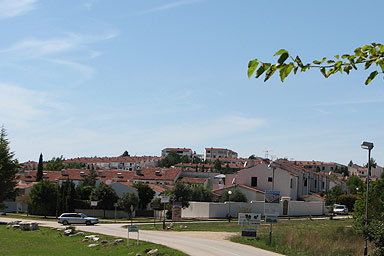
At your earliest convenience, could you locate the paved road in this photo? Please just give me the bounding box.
[1,217,283,256]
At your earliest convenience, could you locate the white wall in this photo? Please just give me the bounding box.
[182,200,325,218]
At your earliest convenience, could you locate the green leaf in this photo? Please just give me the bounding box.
[342,54,350,59]
[362,45,372,51]
[279,65,287,82]
[286,63,294,77]
[277,53,289,65]
[264,65,277,82]
[294,66,298,74]
[274,49,288,56]
[313,60,321,65]
[335,55,340,59]
[294,56,304,67]
[365,60,373,70]
[248,60,259,78]
[365,71,378,85]
[327,60,335,64]
[320,57,327,64]
[256,63,270,78]
[320,67,327,78]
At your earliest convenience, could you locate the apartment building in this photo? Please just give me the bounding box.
[204,148,238,161]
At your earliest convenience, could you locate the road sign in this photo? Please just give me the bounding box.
[151,202,163,210]
[264,190,280,216]
[91,201,98,207]
[238,213,261,226]
[242,228,257,237]
[128,225,139,232]
[114,203,118,207]
[161,196,169,203]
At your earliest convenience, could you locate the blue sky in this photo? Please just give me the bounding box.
[1,0,383,165]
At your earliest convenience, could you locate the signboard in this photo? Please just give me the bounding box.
[242,228,257,237]
[264,190,280,216]
[128,225,139,232]
[161,196,170,203]
[238,213,261,226]
[90,201,98,207]
[114,203,118,207]
[150,202,163,210]
[172,202,182,221]
[265,216,278,223]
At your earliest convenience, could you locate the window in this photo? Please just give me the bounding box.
[322,181,325,188]
[251,177,257,187]
[322,167,325,170]
[304,178,307,186]
[290,178,293,188]
[268,177,273,182]
[315,180,317,188]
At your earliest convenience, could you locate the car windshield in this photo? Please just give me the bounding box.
[80,213,88,218]
[335,206,345,209]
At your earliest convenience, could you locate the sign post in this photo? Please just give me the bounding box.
[91,201,98,217]
[238,213,261,237]
[114,203,118,223]
[161,196,169,230]
[127,225,139,247]
[264,190,280,244]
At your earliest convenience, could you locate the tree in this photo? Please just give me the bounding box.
[221,189,248,202]
[353,179,384,255]
[57,179,78,214]
[0,127,18,210]
[190,185,215,202]
[346,175,365,194]
[180,155,190,164]
[66,162,83,169]
[82,169,97,187]
[325,186,344,206]
[248,155,256,159]
[167,181,192,208]
[29,180,57,218]
[45,156,65,171]
[158,151,181,168]
[133,183,155,209]
[36,153,43,182]
[118,192,139,220]
[213,159,222,172]
[90,183,119,218]
[364,157,377,168]
[248,43,384,85]
[121,150,130,157]
[76,185,94,200]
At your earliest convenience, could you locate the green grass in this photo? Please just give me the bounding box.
[140,219,369,256]
[0,225,187,256]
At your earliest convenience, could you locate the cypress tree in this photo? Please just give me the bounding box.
[36,153,43,182]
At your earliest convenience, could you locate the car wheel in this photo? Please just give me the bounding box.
[86,220,91,226]
[62,220,69,225]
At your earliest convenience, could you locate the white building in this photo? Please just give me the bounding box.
[204,148,238,161]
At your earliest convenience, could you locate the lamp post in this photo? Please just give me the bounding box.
[361,141,374,256]
[228,190,232,222]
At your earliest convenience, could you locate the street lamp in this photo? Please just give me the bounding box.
[228,190,232,222]
[361,141,374,256]
[268,163,278,190]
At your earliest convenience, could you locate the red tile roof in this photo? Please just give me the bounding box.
[180,177,207,184]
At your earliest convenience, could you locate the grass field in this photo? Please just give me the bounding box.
[0,225,187,256]
[140,219,370,256]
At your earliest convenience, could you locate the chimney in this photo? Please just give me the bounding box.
[155,170,161,176]
[80,171,85,177]
[43,172,48,178]
[98,170,104,177]
[61,169,67,176]
[117,172,123,178]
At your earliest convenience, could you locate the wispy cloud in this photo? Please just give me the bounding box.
[313,98,384,107]
[131,0,203,16]
[0,83,65,128]
[0,0,37,19]
[0,32,117,59]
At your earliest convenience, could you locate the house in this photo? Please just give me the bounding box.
[293,160,345,173]
[131,167,181,186]
[179,177,209,187]
[212,184,265,202]
[161,148,193,159]
[204,148,238,161]
[348,163,384,178]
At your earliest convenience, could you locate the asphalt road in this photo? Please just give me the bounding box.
[1,217,283,256]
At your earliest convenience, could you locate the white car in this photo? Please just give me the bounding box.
[333,205,348,215]
[58,213,99,225]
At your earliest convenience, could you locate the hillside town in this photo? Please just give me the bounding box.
[4,147,382,219]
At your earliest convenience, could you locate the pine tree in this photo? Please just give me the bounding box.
[36,153,43,182]
[0,127,18,209]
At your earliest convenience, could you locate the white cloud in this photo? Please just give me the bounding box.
[0,32,118,59]
[132,0,203,16]
[0,83,63,128]
[0,0,37,19]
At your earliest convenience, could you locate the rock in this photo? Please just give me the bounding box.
[12,225,20,229]
[101,240,108,244]
[114,239,124,243]
[64,229,73,236]
[19,222,39,231]
[88,244,98,248]
[65,226,76,231]
[147,249,158,254]
[8,220,21,225]
[113,241,118,245]
[136,254,142,256]
[82,239,89,242]
[71,232,84,237]
[0,221,8,225]
[92,236,100,242]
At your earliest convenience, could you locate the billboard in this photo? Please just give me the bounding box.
[264,190,280,216]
